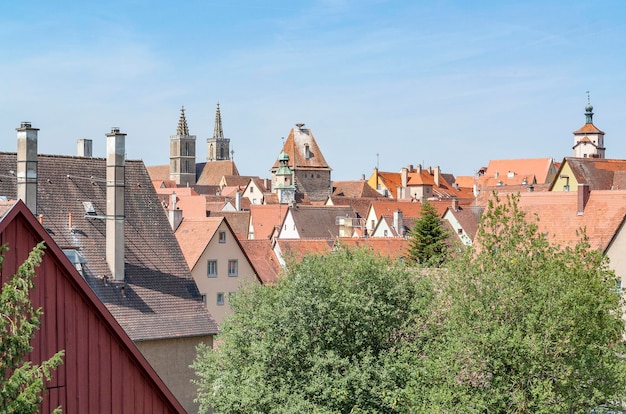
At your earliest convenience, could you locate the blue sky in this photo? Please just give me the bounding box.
[2,1,626,180]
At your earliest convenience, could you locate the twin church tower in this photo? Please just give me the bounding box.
[169,104,231,187]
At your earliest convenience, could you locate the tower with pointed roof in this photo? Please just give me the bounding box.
[169,106,197,186]
[207,103,231,161]
[274,150,296,204]
[573,94,605,159]
[270,123,332,202]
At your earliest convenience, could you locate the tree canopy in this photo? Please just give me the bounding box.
[192,246,434,413]
[406,194,626,413]
[194,194,626,413]
[0,243,64,413]
[406,201,449,267]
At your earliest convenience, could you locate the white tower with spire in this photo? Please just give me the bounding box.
[206,103,231,161]
[169,106,197,186]
[573,93,605,159]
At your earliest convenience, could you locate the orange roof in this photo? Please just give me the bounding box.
[249,204,289,240]
[332,180,382,198]
[574,123,604,134]
[377,171,402,198]
[478,158,556,188]
[276,239,334,262]
[240,239,282,284]
[454,175,476,188]
[196,160,239,186]
[175,217,222,269]
[176,194,210,218]
[146,164,170,181]
[517,190,626,251]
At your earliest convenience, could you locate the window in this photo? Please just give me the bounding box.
[458,228,464,235]
[217,292,225,306]
[219,231,226,243]
[384,229,388,237]
[207,260,217,277]
[228,260,238,277]
[250,186,254,193]
[201,294,207,304]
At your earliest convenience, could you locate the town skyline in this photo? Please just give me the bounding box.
[3,1,626,180]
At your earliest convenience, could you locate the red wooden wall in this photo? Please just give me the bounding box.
[0,202,186,414]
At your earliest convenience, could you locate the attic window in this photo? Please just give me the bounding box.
[507,171,515,179]
[82,201,96,215]
[63,249,87,277]
[304,143,311,159]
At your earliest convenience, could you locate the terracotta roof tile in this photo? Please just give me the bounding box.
[517,190,626,251]
[563,157,626,190]
[574,123,604,134]
[209,211,251,239]
[240,239,282,284]
[332,180,382,198]
[249,204,289,239]
[196,160,240,186]
[175,217,222,269]
[286,205,356,239]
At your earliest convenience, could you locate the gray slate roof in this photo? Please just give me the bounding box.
[0,152,218,341]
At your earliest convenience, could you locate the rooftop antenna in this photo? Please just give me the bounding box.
[376,153,379,169]
[231,149,234,161]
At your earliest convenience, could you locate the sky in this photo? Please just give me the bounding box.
[2,0,626,181]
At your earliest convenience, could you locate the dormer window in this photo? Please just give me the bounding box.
[304,143,311,159]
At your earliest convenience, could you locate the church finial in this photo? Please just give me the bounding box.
[585,91,594,124]
[176,106,190,136]
[213,102,224,139]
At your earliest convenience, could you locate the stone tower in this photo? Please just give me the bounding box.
[270,123,332,202]
[206,103,231,161]
[573,94,605,158]
[169,106,197,186]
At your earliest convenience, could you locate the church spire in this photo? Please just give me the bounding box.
[176,106,190,136]
[213,103,224,139]
[585,91,594,124]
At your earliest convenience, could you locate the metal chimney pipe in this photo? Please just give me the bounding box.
[16,122,38,214]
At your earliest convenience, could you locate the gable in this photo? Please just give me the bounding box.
[0,201,185,413]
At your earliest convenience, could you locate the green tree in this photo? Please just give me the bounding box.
[192,246,434,413]
[406,201,449,267]
[0,242,64,413]
[410,194,626,413]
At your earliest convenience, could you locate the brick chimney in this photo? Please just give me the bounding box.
[434,166,441,188]
[451,198,459,212]
[77,138,93,157]
[577,183,590,215]
[16,122,38,214]
[106,127,126,282]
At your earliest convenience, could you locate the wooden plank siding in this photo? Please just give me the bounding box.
[0,201,186,414]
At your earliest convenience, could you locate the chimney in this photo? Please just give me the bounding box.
[77,138,93,157]
[235,190,242,211]
[408,164,414,172]
[577,183,590,215]
[451,198,458,212]
[434,166,441,187]
[401,167,408,188]
[106,127,126,282]
[16,122,38,214]
[168,192,183,231]
[264,178,272,192]
[417,164,422,173]
[393,209,403,237]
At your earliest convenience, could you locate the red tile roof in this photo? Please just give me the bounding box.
[196,160,240,186]
[332,180,382,198]
[517,190,626,251]
[240,239,282,284]
[250,204,289,239]
[574,123,604,134]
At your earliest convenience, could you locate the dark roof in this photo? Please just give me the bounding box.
[563,157,626,190]
[285,205,356,239]
[0,152,218,341]
[0,200,187,413]
[327,196,380,218]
